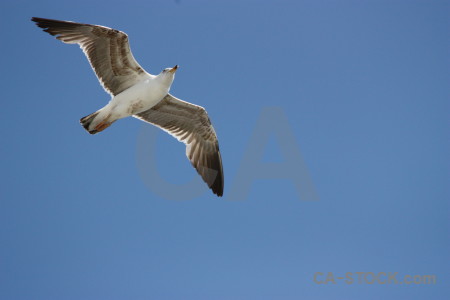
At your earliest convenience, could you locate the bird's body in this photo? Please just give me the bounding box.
[32,17,224,196]
[83,72,173,133]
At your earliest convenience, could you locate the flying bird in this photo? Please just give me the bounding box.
[31,17,224,197]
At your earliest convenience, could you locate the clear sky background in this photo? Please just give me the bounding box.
[1,0,449,299]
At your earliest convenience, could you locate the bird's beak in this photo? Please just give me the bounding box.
[169,65,178,73]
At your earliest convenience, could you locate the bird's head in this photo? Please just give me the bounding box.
[158,65,178,83]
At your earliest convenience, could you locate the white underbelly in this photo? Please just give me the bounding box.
[108,80,168,119]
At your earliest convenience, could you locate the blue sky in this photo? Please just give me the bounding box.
[1,0,449,299]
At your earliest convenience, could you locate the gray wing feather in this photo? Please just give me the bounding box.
[134,94,224,196]
[32,17,147,95]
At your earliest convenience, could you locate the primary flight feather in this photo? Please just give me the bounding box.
[32,17,224,197]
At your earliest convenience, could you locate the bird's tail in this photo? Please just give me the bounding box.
[80,112,100,134]
[80,108,114,134]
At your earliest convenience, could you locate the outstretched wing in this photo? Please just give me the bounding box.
[134,94,224,197]
[32,17,149,96]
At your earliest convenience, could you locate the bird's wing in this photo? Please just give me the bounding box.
[32,17,149,96]
[134,94,224,197]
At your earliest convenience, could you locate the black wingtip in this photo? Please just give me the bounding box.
[210,150,224,197]
[31,17,81,31]
[212,172,224,197]
[191,149,224,197]
[31,17,49,25]
[31,17,58,33]
[31,17,42,27]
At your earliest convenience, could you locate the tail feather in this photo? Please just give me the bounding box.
[80,112,100,134]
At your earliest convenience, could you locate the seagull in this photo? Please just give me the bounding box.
[31,17,224,197]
